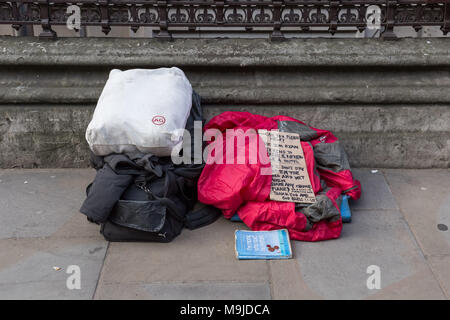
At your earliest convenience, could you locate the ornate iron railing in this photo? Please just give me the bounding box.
[0,1,448,39]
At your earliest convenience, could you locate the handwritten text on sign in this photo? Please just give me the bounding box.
[259,130,316,204]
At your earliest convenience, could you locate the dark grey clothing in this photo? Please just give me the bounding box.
[80,91,204,223]
[80,164,133,223]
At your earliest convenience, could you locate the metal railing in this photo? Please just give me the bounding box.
[0,1,448,39]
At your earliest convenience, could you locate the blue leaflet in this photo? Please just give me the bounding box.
[235,229,292,260]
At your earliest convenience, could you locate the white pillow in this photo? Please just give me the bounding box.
[86,67,192,156]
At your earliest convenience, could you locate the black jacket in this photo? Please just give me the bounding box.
[80,91,206,224]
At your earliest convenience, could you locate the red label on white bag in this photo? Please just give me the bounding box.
[152,116,166,126]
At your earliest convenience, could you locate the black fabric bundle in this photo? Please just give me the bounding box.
[80,91,220,242]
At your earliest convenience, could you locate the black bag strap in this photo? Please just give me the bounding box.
[184,204,221,230]
[135,177,220,230]
[135,162,221,230]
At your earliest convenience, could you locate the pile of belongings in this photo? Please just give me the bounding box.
[80,67,220,242]
[80,67,361,243]
[197,112,361,242]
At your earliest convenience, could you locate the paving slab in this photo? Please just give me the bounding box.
[268,260,322,300]
[96,218,269,286]
[1,168,448,300]
[0,237,107,299]
[350,168,398,211]
[0,169,95,239]
[428,255,450,299]
[383,169,450,256]
[96,282,271,300]
[365,265,446,300]
[292,209,445,299]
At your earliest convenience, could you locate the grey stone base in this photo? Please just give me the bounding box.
[0,37,449,168]
[1,104,448,168]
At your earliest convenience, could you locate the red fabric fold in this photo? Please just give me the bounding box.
[198,111,361,241]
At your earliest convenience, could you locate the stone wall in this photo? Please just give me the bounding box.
[0,37,449,168]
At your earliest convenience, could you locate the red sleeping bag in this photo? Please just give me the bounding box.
[198,112,361,241]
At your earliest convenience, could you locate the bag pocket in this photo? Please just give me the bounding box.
[100,220,175,243]
[109,200,166,233]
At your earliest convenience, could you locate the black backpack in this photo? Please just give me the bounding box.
[98,163,221,242]
[83,91,221,242]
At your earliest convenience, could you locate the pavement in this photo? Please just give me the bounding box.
[0,168,449,300]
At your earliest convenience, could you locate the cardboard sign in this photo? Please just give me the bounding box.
[259,130,316,204]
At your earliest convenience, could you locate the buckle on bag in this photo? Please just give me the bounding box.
[136,180,152,197]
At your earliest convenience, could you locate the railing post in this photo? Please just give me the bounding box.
[412,4,423,33]
[11,1,21,33]
[187,4,195,32]
[38,0,56,39]
[155,0,172,40]
[130,5,139,33]
[246,3,253,32]
[99,0,111,35]
[270,0,284,41]
[300,6,309,32]
[381,0,397,40]
[329,0,339,35]
[215,0,224,25]
[442,1,450,35]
